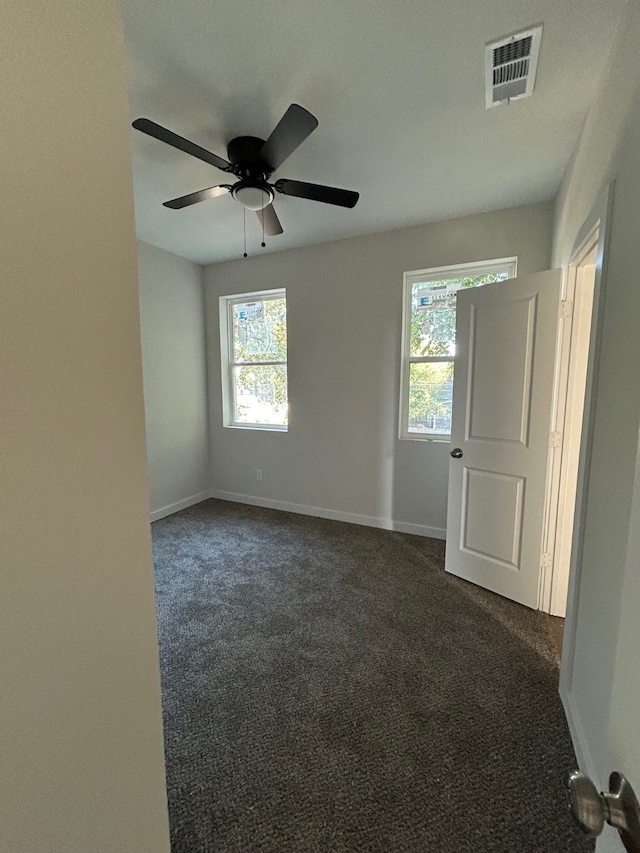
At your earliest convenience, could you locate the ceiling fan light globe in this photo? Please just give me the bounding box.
[232,182,273,211]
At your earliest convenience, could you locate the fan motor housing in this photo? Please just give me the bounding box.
[226,135,271,176]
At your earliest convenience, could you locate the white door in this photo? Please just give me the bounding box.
[445,269,561,608]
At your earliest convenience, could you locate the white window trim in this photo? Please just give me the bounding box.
[219,288,288,432]
[399,257,517,441]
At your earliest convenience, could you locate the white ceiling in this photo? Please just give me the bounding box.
[122,0,625,265]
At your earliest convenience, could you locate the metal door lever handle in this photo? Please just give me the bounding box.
[450,448,463,459]
[568,771,640,853]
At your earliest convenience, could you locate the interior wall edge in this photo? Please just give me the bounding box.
[137,239,210,517]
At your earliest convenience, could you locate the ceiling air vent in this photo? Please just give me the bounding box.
[485,25,542,108]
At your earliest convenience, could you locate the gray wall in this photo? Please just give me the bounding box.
[552,1,640,842]
[0,3,170,851]
[138,241,210,520]
[204,201,552,535]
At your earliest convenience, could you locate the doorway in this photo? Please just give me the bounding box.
[444,204,608,622]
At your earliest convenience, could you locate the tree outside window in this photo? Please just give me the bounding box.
[221,290,288,430]
[400,260,517,439]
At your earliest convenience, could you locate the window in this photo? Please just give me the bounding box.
[220,289,288,430]
[399,258,517,440]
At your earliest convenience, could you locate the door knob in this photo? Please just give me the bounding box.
[450,448,463,458]
[568,771,640,853]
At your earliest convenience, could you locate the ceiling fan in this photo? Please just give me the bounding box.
[132,104,359,237]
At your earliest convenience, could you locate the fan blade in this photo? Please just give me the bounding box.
[258,104,318,172]
[256,203,284,236]
[132,118,232,173]
[163,185,231,210]
[275,178,359,208]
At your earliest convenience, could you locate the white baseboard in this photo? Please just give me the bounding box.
[392,519,446,539]
[209,489,446,540]
[150,490,212,523]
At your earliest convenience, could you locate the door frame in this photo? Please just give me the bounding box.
[559,182,614,773]
[538,231,599,615]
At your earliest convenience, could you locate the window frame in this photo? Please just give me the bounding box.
[399,257,517,441]
[219,287,288,432]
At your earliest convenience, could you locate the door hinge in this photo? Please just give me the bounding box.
[549,431,563,448]
[560,300,573,318]
[541,553,553,571]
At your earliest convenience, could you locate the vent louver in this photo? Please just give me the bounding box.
[485,26,542,108]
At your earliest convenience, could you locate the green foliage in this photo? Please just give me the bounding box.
[233,297,287,362]
[236,364,288,408]
[408,362,453,432]
[233,297,288,424]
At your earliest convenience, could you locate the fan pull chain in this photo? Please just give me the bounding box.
[243,208,247,258]
[261,189,266,248]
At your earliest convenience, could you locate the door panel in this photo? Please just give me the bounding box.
[445,269,561,608]
[462,468,525,569]
[467,297,536,444]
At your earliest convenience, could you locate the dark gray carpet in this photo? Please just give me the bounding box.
[152,499,591,853]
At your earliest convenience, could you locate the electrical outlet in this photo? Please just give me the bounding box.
[256,469,263,481]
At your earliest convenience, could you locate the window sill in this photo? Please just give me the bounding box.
[399,434,451,443]
[224,423,288,433]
